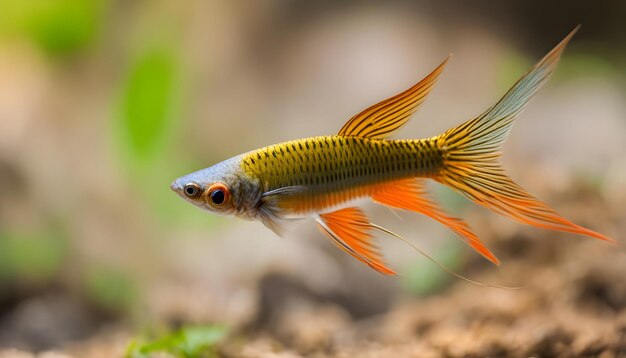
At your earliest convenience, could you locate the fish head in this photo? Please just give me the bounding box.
[170,155,259,218]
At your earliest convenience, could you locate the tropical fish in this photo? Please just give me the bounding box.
[171,26,615,275]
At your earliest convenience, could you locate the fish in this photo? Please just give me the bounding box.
[170,26,615,275]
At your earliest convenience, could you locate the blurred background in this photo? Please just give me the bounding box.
[0,1,625,357]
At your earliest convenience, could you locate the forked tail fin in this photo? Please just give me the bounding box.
[435,26,616,244]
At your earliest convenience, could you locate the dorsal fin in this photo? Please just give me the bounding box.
[338,56,449,139]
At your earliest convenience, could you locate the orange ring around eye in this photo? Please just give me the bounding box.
[207,183,230,206]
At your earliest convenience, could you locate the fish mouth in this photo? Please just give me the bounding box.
[170,180,181,192]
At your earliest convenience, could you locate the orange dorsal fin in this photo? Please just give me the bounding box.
[371,179,500,265]
[338,57,449,139]
[316,207,396,275]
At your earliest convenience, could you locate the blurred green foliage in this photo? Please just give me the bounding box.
[496,51,532,93]
[119,47,180,164]
[432,183,472,215]
[497,49,622,92]
[83,266,137,313]
[556,54,620,81]
[113,39,215,227]
[0,0,105,55]
[401,240,463,295]
[126,325,228,358]
[0,229,67,284]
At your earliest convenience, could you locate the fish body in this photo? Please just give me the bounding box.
[171,26,615,275]
[240,135,441,213]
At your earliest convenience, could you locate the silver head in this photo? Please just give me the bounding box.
[170,155,261,219]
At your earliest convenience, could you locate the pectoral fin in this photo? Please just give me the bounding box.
[258,186,307,236]
[316,207,396,275]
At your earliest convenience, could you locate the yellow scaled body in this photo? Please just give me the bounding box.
[241,136,441,214]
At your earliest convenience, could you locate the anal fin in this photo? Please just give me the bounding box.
[371,179,500,265]
[316,207,396,275]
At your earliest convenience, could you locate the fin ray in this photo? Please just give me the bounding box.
[316,207,396,275]
[436,26,616,244]
[338,57,449,139]
[370,223,522,289]
[372,179,500,265]
[440,26,579,156]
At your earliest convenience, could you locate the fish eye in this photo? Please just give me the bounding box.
[183,183,200,197]
[208,183,230,206]
[211,190,224,204]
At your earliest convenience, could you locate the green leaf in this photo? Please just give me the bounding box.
[126,325,228,358]
[118,46,179,163]
[0,0,105,55]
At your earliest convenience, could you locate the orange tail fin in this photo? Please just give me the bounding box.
[435,26,615,244]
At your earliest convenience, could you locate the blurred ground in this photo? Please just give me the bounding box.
[2,218,625,357]
[0,1,625,357]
